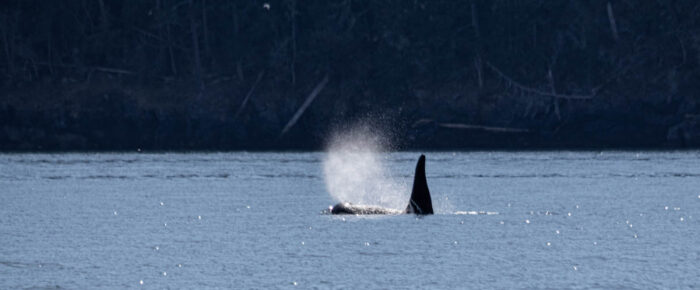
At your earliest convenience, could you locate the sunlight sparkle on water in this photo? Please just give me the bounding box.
[4,151,700,289]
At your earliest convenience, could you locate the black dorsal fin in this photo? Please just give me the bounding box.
[406,154,434,215]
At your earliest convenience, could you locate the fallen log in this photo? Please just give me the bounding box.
[438,122,529,133]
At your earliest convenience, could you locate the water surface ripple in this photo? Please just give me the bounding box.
[1,151,698,289]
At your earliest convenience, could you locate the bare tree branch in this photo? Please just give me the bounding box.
[485,61,595,100]
[233,71,264,120]
[280,74,329,136]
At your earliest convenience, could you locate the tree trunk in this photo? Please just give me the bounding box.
[167,24,177,75]
[471,1,483,88]
[202,0,211,61]
[97,0,110,31]
[190,0,204,92]
[232,3,243,81]
[290,0,297,85]
[1,14,14,76]
[548,68,561,120]
[47,24,53,75]
[607,2,619,42]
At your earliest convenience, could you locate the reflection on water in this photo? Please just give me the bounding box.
[0,151,699,288]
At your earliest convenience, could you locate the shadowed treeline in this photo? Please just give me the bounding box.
[1,0,699,150]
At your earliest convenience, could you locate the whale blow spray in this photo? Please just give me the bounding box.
[322,123,408,210]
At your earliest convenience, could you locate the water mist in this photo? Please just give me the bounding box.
[322,123,408,210]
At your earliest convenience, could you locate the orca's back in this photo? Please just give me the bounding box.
[406,155,434,214]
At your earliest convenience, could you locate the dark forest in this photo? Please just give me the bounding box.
[1,0,699,150]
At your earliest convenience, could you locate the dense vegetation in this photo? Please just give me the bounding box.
[1,0,699,150]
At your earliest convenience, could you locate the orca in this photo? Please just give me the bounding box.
[327,154,434,215]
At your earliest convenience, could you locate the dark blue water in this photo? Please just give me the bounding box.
[1,152,699,289]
